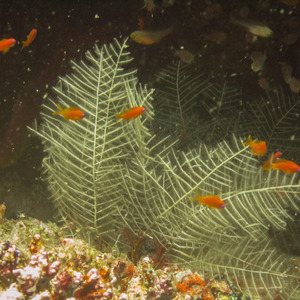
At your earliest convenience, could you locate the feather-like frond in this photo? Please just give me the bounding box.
[154,61,253,146]
[250,87,300,156]
[31,38,155,246]
[154,61,212,148]
[139,135,300,299]
[30,39,300,299]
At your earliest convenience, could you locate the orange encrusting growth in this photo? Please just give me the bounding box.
[242,135,267,156]
[176,273,205,294]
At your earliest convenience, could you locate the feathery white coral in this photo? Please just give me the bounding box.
[30,38,300,299]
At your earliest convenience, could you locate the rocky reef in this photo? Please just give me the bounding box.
[0,217,240,300]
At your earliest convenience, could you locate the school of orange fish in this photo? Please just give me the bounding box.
[2,8,299,212]
[52,102,299,212]
[0,28,37,54]
[189,134,299,210]
[242,134,300,175]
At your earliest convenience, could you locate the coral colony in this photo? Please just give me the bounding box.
[0,218,236,299]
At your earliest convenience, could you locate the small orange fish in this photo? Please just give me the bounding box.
[242,135,267,157]
[0,38,16,54]
[52,104,85,121]
[116,107,145,121]
[130,27,173,45]
[189,190,225,209]
[269,158,300,174]
[262,152,282,170]
[21,29,37,50]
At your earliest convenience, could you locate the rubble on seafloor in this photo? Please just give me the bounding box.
[0,217,242,299]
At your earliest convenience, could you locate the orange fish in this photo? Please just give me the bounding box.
[130,27,173,45]
[116,107,145,121]
[0,38,16,54]
[52,104,85,121]
[268,158,300,174]
[189,190,225,209]
[242,135,267,156]
[21,29,37,50]
[262,152,282,170]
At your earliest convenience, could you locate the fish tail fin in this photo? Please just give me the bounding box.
[263,152,282,170]
[52,104,63,115]
[195,189,201,197]
[52,111,60,116]
[56,103,63,111]
[21,42,26,51]
[189,197,198,202]
[268,163,275,170]
[262,161,272,170]
[242,134,252,146]
[116,114,130,121]
[189,189,202,202]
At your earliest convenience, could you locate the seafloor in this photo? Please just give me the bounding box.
[0,217,243,299]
